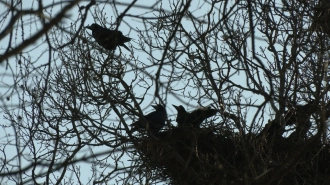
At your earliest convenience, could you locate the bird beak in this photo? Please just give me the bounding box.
[172,104,179,110]
[85,25,92,30]
[151,105,158,109]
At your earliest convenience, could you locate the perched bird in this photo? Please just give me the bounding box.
[259,119,283,138]
[172,105,217,128]
[258,101,315,139]
[284,100,315,141]
[131,104,167,135]
[85,23,131,51]
[284,100,315,126]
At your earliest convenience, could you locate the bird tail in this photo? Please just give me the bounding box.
[121,36,131,43]
[120,43,130,51]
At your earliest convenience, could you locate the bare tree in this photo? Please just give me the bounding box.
[1,0,330,184]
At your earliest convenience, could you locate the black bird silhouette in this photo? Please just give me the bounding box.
[131,104,167,134]
[172,105,217,128]
[284,100,315,141]
[85,23,131,51]
[284,100,315,126]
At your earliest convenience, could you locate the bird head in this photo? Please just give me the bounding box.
[172,105,187,113]
[85,23,101,31]
[152,104,165,111]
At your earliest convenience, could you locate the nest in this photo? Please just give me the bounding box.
[134,125,330,185]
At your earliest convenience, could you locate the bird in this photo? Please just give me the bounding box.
[85,23,131,51]
[131,104,167,135]
[172,105,217,128]
[284,100,315,141]
[284,100,315,126]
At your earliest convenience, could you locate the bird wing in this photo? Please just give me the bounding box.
[92,27,113,40]
[95,28,131,51]
[189,108,217,126]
